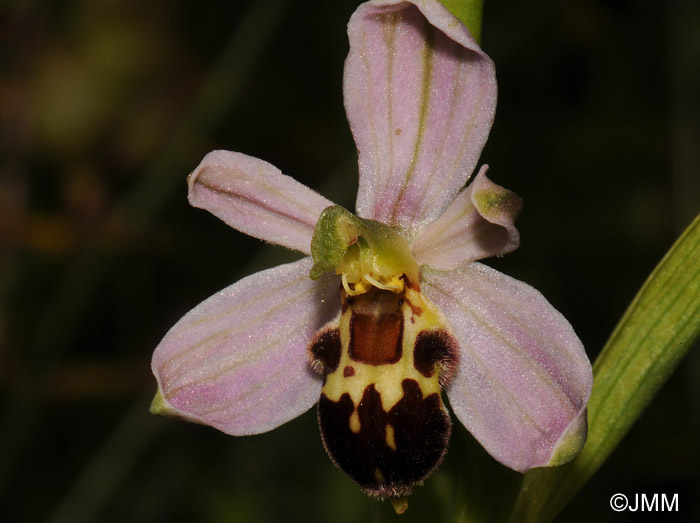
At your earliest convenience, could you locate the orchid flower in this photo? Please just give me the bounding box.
[151,0,592,502]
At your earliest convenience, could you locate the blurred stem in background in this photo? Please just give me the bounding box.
[509,210,700,523]
[2,0,292,520]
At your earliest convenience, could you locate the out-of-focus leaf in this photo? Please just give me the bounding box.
[508,211,700,523]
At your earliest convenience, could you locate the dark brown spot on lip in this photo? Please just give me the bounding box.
[343,365,355,377]
[404,273,420,291]
[308,327,342,375]
[318,379,451,499]
[346,288,404,366]
[342,295,355,314]
[403,298,423,317]
[349,309,403,365]
[413,329,459,387]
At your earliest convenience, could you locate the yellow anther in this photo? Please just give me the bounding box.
[363,274,404,293]
[342,274,371,296]
[342,272,405,296]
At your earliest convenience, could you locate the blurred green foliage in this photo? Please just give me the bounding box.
[1,0,699,522]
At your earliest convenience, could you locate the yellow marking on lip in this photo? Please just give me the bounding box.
[374,468,385,484]
[349,409,361,434]
[322,287,451,412]
[385,423,397,451]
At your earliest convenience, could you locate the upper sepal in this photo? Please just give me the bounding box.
[346,0,497,231]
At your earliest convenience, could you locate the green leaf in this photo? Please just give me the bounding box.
[507,211,700,523]
[438,0,484,44]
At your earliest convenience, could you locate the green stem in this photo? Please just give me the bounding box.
[439,0,484,44]
[508,210,700,523]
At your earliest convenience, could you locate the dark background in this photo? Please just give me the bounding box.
[1,0,698,521]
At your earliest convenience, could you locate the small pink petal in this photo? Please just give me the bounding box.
[188,150,334,254]
[151,257,339,435]
[412,166,523,270]
[422,263,592,472]
[345,0,497,231]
